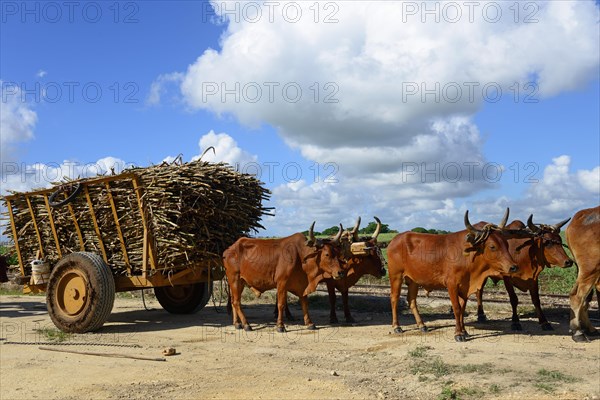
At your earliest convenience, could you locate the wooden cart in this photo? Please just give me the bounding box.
[4,172,227,333]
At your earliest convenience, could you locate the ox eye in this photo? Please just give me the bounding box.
[489,244,496,250]
[545,241,553,247]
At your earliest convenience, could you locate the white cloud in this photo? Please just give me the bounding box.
[173,1,599,221]
[0,82,38,163]
[577,166,600,194]
[191,130,257,167]
[36,70,47,78]
[146,72,184,106]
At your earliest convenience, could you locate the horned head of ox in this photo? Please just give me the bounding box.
[463,208,518,274]
[525,214,573,268]
[304,222,347,278]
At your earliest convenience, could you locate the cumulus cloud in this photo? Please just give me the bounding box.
[1,157,131,195]
[165,2,600,235]
[191,130,257,167]
[146,72,184,106]
[1,82,38,163]
[180,1,598,151]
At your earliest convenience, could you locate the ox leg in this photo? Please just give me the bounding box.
[504,280,522,331]
[458,296,469,338]
[299,295,316,330]
[230,280,250,331]
[570,277,597,342]
[407,283,427,332]
[448,287,466,342]
[326,281,339,324]
[530,283,552,331]
[276,284,288,333]
[476,278,488,323]
[390,274,404,334]
[273,297,295,321]
[341,290,355,324]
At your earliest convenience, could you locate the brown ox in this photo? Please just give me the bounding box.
[566,205,600,342]
[388,209,518,342]
[475,216,573,331]
[0,254,8,283]
[276,217,387,324]
[223,223,347,332]
[326,217,386,323]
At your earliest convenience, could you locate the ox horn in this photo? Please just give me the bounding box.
[464,210,480,234]
[498,207,510,229]
[552,217,571,232]
[527,214,541,234]
[332,224,343,244]
[351,217,361,241]
[308,221,316,244]
[372,216,382,240]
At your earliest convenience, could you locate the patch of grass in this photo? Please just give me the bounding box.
[488,384,501,394]
[460,363,494,374]
[35,327,72,342]
[536,369,577,383]
[458,386,485,397]
[534,382,555,393]
[0,287,24,296]
[532,368,579,394]
[411,356,455,378]
[438,386,460,400]
[408,345,433,358]
[537,267,577,295]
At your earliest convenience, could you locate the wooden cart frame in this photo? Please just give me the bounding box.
[4,173,223,332]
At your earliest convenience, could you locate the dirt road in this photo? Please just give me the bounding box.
[1,292,599,400]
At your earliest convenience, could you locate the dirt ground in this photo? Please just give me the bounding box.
[1,289,599,400]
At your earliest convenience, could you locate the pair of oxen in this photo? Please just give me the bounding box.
[223,207,600,342]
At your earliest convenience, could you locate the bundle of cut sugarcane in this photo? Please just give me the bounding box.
[2,159,272,276]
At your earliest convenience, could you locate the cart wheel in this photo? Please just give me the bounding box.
[154,281,213,314]
[46,252,115,333]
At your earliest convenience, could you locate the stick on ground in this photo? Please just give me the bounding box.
[38,346,166,362]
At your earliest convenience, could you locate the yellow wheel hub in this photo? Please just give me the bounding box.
[56,271,88,316]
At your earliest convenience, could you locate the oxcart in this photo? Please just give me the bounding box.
[2,160,270,333]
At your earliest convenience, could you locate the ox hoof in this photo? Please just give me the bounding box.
[393,327,403,334]
[234,323,243,330]
[420,326,429,333]
[276,326,286,333]
[541,322,554,331]
[572,332,590,343]
[243,324,253,332]
[477,314,488,323]
[307,324,317,331]
[585,330,600,337]
[330,317,339,324]
[454,334,467,342]
[511,322,523,331]
[345,316,356,324]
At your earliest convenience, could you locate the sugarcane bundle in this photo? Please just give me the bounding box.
[2,159,272,276]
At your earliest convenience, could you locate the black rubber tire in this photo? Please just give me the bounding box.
[48,182,82,207]
[154,281,213,314]
[46,252,115,333]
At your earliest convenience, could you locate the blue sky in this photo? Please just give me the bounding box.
[1,1,599,235]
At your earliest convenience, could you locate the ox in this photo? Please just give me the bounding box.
[279,217,387,324]
[475,216,573,331]
[566,205,600,342]
[223,223,347,332]
[0,254,8,283]
[388,209,518,342]
[326,217,387,323]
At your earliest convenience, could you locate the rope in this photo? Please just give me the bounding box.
[2,341,141,348]
[141,289,154,311]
